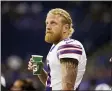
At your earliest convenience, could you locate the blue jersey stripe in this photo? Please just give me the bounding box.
[58,44,82,51]
[46,64,51,87]
[58,49,82,56]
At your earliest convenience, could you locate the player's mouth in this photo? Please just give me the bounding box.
[46,30,53,34]
[46,32,53,35]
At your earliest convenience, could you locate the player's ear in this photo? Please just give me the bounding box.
[63,24,69,33]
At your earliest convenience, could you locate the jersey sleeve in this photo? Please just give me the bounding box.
[57,43,82,61]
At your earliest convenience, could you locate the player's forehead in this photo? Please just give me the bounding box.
[45,13,63,23]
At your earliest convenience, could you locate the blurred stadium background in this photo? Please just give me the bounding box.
[1,1,112,90]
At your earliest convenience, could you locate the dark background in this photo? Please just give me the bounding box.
[1,1,112,90]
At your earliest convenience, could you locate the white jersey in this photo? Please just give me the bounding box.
[46,38,87,90]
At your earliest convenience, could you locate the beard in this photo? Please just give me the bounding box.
[45,33,61,44]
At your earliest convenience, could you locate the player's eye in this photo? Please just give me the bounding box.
[51,21,57,25]
[45,22,48,25]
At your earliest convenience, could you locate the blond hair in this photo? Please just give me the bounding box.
[47,8,74,37]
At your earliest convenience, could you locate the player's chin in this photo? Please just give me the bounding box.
[45,35,54,43]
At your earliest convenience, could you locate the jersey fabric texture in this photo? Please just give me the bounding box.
[46,38,87,90]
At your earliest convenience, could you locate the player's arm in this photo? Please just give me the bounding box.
[28,59,48,86]
[57,43,82,90]
[38,69,48,86]
[60,58,78,90]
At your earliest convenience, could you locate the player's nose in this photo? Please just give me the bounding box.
[46,27,52,31]
[46,23,52,30]
[46,28,52,34]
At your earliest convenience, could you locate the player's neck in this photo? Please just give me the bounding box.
[54,35,69,45]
